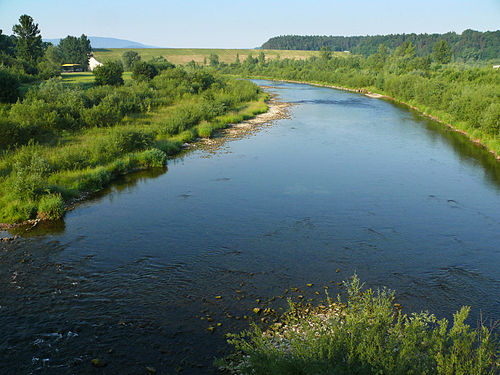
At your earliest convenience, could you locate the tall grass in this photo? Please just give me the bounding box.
[0,70,266,223]
[218,275,499,375]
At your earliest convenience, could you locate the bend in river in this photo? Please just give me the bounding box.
[1,80,499,374]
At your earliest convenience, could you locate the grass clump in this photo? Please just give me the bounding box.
[37,193,64,220]
[138,148,167,168]
[218,275,499,375]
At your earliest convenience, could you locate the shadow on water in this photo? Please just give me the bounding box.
[399,103,500,189]
[10,167,168,238]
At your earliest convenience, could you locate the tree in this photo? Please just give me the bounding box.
[258,51,266,65]
[0,29,15,57]
[433,40,452,64]
[12,15,43,65]
[149,56,174,72]
[394,40,415,57]
[58,34,92,70]
[0,67,20,102]
[37,44,62,79]
[93,60,124,86]
[132,61,158,81]
[209,53,219,67]
[122,50,141,70]
[320,46,331,60]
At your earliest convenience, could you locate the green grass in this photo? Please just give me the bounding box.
[0,85,268,224]
[92,48,342,65]
[61,71,132,85]
[218,275,499,375]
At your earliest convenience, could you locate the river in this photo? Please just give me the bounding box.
[1,80,499,374]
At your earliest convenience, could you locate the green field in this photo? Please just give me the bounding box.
[60,71,132,85]
[92,48,334,65]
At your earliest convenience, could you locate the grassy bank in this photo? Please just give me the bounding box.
[0,68,268,224]
[219,275,499,375]
[216,51,500,160]
[258,77,500,161]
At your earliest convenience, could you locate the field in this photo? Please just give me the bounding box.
[92,48,334,65]
[60,71,132,84]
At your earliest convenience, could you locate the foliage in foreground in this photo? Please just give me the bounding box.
[219,275,499,375]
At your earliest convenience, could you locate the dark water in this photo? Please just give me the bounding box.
[1,80,499,374]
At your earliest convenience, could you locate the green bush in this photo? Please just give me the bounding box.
[81,99,122,127]
[11,144,51,199]
[132,61,158,81]
[138,148,167,167]
[75,167,111,192]
[93,60,124,86]
[220,275,499,375]
[0,67,20,103]
[38,193,64,220]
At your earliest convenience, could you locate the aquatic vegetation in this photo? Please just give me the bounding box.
[219,275,499,375]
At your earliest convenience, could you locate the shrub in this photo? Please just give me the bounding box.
[37,193,64,220]
[81,99,122,127]
[11,144,51,199]
[149,56,175,72]
[93,60,124,86]
[138,148,167,167]
[132,61,158,81]
[75,167,111,192]
[0,117,24,150]
[155,139,181,156]
[220,275,499,375]
[0,67,20,103]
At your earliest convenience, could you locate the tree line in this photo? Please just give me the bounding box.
[261,30,500,61]
[0,14,92,97]
[214,43,500,152]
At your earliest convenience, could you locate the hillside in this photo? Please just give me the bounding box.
[261,30,500,61]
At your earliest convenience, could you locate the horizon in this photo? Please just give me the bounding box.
[1,0,499,48]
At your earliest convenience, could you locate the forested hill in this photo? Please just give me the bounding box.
[261,30,500,60]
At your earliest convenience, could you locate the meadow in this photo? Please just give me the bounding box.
[93,48,328,65]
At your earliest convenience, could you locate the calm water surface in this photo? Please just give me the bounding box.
[1,80,499,374]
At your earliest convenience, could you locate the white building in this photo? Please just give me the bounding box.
[88,56,103,71]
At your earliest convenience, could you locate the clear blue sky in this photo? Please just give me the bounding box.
[1,0,499,48]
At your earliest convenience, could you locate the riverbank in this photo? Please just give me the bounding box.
[268,78,500,162]
[0,93,289,232]
[219,275,500,375]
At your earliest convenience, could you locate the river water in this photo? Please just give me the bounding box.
[1,80,499,374]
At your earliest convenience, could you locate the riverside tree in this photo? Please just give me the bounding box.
[12,14,43,71]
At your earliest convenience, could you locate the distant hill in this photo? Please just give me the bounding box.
[44,36,158,49]
[261,30,500,61]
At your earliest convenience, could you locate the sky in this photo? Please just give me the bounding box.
[0,0,499,48]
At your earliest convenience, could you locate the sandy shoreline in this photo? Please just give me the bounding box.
[196,95,291,153]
